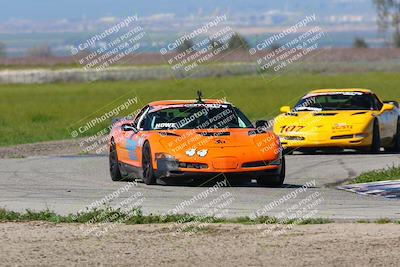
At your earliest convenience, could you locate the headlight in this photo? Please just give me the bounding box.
[155,152,175,159]
[185,149,196,157]
[197,149,208,157]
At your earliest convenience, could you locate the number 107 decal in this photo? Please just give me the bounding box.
[280,125,305,133]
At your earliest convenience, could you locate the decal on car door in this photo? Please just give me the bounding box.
[126,138,138,160]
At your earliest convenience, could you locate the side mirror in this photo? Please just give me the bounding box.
[255,120,270,129]
[280,106,291,113]
[381,103,395,113]
[121,124,137,132]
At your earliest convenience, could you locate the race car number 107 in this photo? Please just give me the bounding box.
[280,125,305,133]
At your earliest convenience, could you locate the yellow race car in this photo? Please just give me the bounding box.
[274,89,400,154]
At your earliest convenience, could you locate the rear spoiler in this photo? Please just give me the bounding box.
[384,101,399,108]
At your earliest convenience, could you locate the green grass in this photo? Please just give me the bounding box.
[0,63,82,71]
[0,207,218,224]
[0,62,173,71]
[349,165,400,184]
[3,207,399,226]
[375,218,393,224]
[0,207,332,225]
[0,72,399,147]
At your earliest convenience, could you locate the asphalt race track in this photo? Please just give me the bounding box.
[1,153,400,221]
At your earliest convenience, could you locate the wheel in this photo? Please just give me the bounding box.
[142,142,156,185]
[393,118,400,152]
[369,120,381,154]
[109,138,123,181]
[257,157,286,187]
[386,118,400,153]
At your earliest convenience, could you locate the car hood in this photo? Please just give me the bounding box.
[274,110,375,132]
[156,128,279,153]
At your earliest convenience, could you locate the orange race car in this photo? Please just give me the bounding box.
[108,93,285,186]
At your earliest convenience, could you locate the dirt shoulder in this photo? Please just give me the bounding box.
[1,222,399,266]
[0,138,92,159]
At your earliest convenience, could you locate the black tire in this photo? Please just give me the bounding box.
[394,118,400,152]
[142,142,156,185]
[370,120,381,154]
[257,157,286,187]
[109,138,123,181]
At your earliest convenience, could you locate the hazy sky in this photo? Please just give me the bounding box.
[0,0,374,21]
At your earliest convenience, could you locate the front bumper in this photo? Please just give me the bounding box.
[155,158,282,179]
[280,133,372,149]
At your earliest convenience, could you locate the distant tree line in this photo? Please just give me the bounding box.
[175,32,250,53]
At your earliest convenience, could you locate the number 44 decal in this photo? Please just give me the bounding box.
[280,125,305,133]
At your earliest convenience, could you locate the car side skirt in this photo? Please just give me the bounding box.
[119,161,143,179]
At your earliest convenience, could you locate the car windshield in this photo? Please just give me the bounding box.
[144,104,253,130]
[294,92,376,111]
